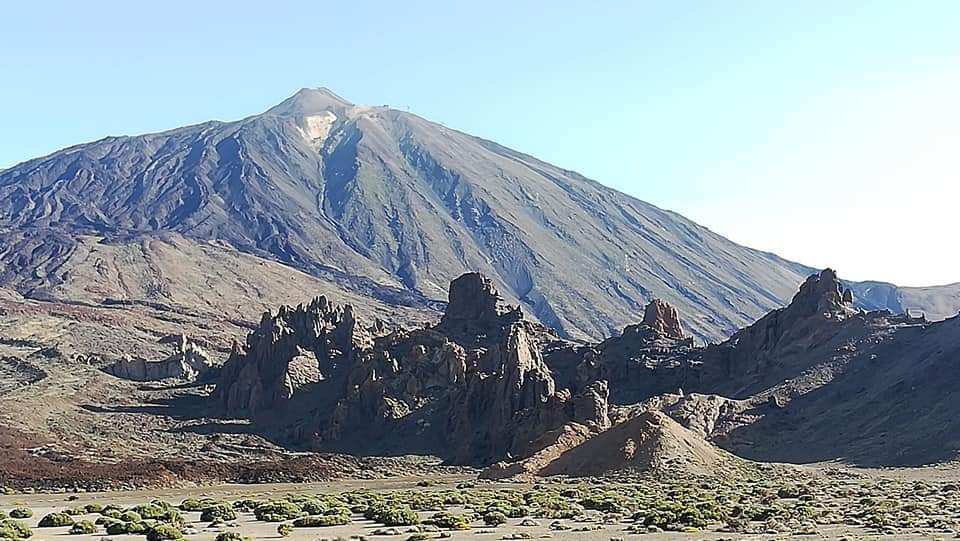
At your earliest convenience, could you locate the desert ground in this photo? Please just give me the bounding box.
[5,467,960,541]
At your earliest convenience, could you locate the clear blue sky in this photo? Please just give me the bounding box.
[2,1,958,285]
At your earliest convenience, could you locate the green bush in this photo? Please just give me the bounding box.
[364,503,419,527]
[83,504,104,514]
[254,501,303,522]
[200,504,237,522]
[426,512,470,530]
[146,524,183,541]
[277,523,293,537]
[0,512,7,521]
[104,521,129,535]
[69,520,96,535]
[8,509,31,520]
[156,510,185,529]
[99,510,122,520]
[119,511,141,523]
[231,499,262,513]
[178,499,203,512]
[292,514,350,527]
[0,519,32,539]
[38,512,75,527]
[131,504,165,520]
[214,533,248,541]
[483,511,508,526]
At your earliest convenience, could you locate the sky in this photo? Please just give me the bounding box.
[2,1,957,286]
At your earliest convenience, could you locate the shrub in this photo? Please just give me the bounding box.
[364,503,419,527]
[292,514,350,527]
[405,534,429,541]
[214,533,247,541]
[200,504,237,522]
[231,499,262,512]
[277,523,293,537]
[145,524,183,541]
[127,522,148,535]
[0,519,32,539]
[427,512,470,530]
[254,501,303,522]
[104,521,129,535]
[83,504,104,514]
[178,499,203,512]
[156,510,185,528]
[119,511,141,523]
[8,509,31,520]
[38,512,75,527]
[69,520,96,535]
[131,504,165,520]
[64,508,85,516]
[483,511,508,526]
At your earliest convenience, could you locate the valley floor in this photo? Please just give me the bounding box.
[4,468,960,540]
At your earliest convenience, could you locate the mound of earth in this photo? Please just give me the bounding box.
[532,411,746,477]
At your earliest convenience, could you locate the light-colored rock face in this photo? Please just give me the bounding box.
[102,334,214,382]
[297,111,338,148]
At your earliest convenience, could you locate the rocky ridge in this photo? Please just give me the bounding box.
[214,267,960,474]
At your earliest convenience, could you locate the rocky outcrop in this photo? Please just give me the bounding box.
[641,298,686,340]
[214,297,385,414]
[697,268,865,397]
[548,298,699,404]
[213,272,610,465]
[103,335,214,382]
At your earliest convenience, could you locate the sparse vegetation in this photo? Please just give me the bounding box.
[364,503,420,526]
[200,504,237,522]
[38,512,75,527]
[254,501,303,522]
[145,523,183,541]
[0,519,32,539]
[69,520,96,535]
[214,533,248,541]
[7,509,31,520]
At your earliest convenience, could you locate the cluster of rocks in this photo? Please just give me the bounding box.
[212,267,960,473]
[214,273,617,465]
[103,335,215,382]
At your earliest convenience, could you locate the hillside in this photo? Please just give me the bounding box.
[0,87,830,343]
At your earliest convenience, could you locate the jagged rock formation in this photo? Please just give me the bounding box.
[214,297,385,413]
[210,268,960,470]
[214,272,610,465]
[696,269,862,397]
[545,298,699,405]
[103,335,215,382]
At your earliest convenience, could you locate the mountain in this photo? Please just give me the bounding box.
[0,87,955,342]
[0,88,808,342]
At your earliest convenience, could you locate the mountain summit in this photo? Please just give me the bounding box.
[0,88,952,340]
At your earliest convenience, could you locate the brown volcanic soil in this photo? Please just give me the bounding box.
[0,424,471,491]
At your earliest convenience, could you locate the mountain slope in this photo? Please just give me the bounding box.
[0,87,953,341]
